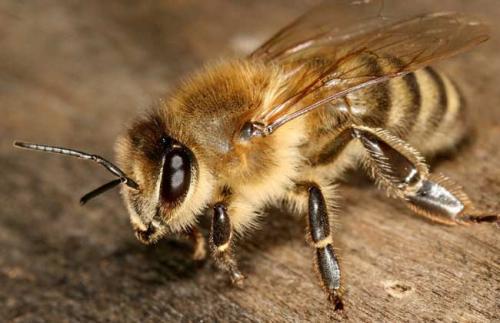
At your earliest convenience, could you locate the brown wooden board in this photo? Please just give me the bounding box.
[1,1,498,321]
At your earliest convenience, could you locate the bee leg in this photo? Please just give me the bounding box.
[184,226,207,261]
[210,203,245,286]
[307,184,344,311]
[352,125,498,225]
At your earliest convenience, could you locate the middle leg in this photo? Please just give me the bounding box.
[300,182,344,311]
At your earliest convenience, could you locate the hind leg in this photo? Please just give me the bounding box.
[352,125,498,225]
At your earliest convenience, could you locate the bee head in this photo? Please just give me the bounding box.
[116,113,206,244]
[13,111,212,245]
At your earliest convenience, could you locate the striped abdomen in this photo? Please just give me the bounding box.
[345,57,466,156]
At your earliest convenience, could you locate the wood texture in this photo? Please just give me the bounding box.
[1,1,498,322]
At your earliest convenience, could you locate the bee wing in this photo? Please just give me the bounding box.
[251,7,489,134]
[251,0,387,61]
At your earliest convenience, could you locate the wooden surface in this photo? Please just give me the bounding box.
[1,1,499,322]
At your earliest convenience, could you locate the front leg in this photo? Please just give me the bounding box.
[183,226,207,261]
[352,126,498,225]
[210,203,245,285]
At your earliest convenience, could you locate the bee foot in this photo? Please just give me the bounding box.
[192,246,207,261]
[460,212,499,225]
[328,292,344,312]
[230,271,246,287]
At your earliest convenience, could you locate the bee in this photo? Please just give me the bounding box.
[13,0,498,311]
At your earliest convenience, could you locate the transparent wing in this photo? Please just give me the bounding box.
[250,7,489,134]
[251,0,388,61]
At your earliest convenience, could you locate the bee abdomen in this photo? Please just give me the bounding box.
[404,67,466,155]
[309,56,466,166]
[347,58,466,156]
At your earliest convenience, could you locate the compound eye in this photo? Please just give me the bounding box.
[160,147,192,205]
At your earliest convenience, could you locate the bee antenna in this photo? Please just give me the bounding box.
[80,179,123,205]
[13,141,139,190]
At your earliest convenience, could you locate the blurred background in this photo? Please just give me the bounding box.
[1,1,499,321]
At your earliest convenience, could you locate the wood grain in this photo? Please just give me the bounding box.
[1,1,498,322]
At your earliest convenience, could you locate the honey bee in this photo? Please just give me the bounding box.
[13,0,498,311]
